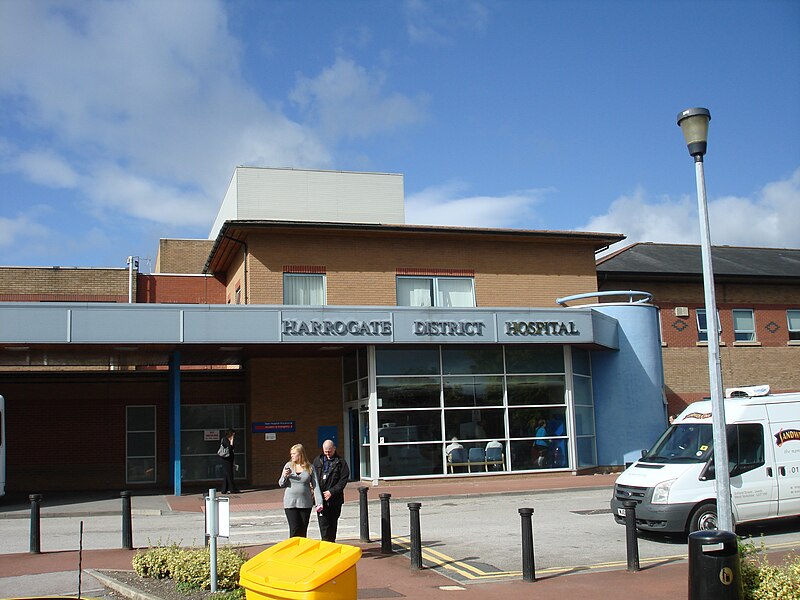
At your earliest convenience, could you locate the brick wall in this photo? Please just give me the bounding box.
[156,239,215,274]
[599,278,800,414]
[238,231,599,307]
[247,357,343,487]
[137,274,226,304]
[0,266,129,302]
[0,371,244,492]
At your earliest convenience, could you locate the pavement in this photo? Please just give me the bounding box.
[0,473,720,599]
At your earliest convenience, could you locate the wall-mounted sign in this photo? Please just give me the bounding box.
[204,430,220,441]
[252,421,296,433]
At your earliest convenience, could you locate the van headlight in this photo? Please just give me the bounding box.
[652,479,676,504]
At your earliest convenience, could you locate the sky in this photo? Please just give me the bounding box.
[1,0,798,272]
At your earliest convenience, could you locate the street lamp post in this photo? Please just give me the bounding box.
[677,107,733,532]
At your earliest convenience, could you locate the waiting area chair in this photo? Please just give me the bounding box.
[485,446,504,471]
[468,447,486,472]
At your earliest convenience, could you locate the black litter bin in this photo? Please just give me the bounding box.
[688,529,742,600]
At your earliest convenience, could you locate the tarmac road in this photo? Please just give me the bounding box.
[2,485,798,582]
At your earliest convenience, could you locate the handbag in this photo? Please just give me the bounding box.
[217,443,230,458]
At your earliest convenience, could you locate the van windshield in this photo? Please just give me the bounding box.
[642,423,714,463]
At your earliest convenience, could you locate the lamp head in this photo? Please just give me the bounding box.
[677,107,711,158]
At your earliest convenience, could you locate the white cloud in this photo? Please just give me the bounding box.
[0,0,330,226]
[84,165,213,227]
[403,0,489,46]
[406,181,550,228]
[12,151,79,189]
[0,213,51,250]
[582,169,800,254]
[291,57,427,141]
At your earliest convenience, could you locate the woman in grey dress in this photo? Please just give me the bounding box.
[278,443,323,537]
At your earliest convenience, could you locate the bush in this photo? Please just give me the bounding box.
[132,541,183,579]
[740,538,800,600]
[132,544,248,591]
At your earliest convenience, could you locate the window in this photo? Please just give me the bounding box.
[126,406,156,484]
[396,276,475,307]
[696,309,721,342]
[788,310,800,341]
[284,273,325,305]
[732,309,756,342]
[181,404,245,482]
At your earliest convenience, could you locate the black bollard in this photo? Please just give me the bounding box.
[379,493,392,554]
[408,502,422,570]
[358,486,370,542]
[623,500,640,572]
[29,494,42,554]
[121,491,133,550]
[519,507,536,582]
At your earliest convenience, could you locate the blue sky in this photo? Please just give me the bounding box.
[1,0,798,271]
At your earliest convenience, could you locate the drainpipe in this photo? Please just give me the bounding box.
[127,256,139,303]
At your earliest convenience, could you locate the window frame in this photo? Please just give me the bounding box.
[696,308,722,343]
[396,275,476,308]
[283,273,326,306]
[732,308,756,342]
[126,405,156,484]
[788,309,800,342]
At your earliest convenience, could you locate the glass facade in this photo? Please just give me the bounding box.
[180,404,246,482]
[126,405,156,484]
[349,343,595,479]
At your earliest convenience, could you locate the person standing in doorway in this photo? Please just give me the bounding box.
[312,439,350,542]
[219,429,239,494]
[279,444,323,538]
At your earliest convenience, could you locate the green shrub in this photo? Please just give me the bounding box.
[740,538,800,600]
[131,544,248,591]
[132,542,183,579]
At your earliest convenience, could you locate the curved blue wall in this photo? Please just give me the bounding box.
[590,303,666,466]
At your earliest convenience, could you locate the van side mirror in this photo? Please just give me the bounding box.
[640,449,648,459]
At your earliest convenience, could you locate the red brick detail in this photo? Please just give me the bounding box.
[396,267,475,277]
[0,294,126,302]
[136,274,226,304]
[283,265,326,274]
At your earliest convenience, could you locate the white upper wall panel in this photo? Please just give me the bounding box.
[208,170,241,240]
[208,167,405,239]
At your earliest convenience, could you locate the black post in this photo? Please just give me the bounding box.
[408,502,422,570]
[121,491,133,550]
[623,500,640,572]
[379,493,392,554]
[358,486,370,542]
[519,507,536,582]
[29,493,42,554]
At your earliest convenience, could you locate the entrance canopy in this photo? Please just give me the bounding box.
[0,303,619,367]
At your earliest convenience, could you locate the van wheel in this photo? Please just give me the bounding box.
[689,502,717,533]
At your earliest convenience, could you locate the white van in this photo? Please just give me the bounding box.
[611,385,800,533]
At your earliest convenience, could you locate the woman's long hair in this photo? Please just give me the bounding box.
[290,444,312,474]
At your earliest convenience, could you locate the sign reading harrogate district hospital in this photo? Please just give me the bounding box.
[279,308,594,344]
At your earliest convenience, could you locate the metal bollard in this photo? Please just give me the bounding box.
[408,502,422,570]
[519,507,536,582]
[358,486,370,542]
[29,494,42,554]
[379,493,392,554]
[121,491,133,550]
[623,500,640,572]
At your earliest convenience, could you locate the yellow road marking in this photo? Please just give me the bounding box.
[390,536,800,582]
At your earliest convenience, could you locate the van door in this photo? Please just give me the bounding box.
[767,403,800,518]
[728,421,777,522]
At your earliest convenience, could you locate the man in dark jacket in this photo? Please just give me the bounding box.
[312,439,350,542]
